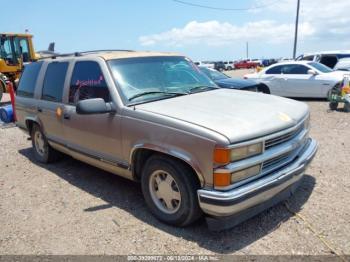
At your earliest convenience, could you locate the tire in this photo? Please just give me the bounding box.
[141,155,202,227]
[257,85,270,94]
[329,101,338,111]
[0,87,3,102]
[344,102,350,113]
[31,124,61,163]
[227,66,232,71]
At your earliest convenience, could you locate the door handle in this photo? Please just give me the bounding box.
[37,107,43,112]
[63,113,71,120]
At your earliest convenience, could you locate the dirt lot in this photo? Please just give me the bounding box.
[0,72,349,256]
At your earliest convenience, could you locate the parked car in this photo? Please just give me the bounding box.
[213,61,225,71]
[244,61,346,98]
[223,61,234,70]
[195,61,215,69]
[334,58,350,71]
[262,59,278,67]
[199,66,259,92]
[15,51,317,231]
[296,50,350,69]
[234,60,259,69]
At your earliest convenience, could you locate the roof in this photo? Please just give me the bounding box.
[270,61,313,66]
[100,51,182,60]
[39,50,183,61]
[302,50,350,56]
[0,33,33,37]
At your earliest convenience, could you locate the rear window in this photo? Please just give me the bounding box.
[17,62,43,98]
[42,62,68,102]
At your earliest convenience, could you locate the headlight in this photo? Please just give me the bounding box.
[231,164,261,183]
[230,143,263,162]
[304,115,310,130]
[214,142,263,165]
[213,164,262,187]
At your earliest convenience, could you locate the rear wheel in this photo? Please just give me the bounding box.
[329,102,338,111]
[344,102,350,112]
[141,155,202,226]
[31,124,61,163]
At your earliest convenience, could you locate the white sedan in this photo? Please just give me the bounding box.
[244,61,347,98]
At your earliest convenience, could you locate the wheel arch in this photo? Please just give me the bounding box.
[25,117,43,135]
[130,145,205,187]
[257,83,271,94]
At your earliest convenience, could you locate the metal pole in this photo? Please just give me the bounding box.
[246,42,249,59]
[293,0,300,59]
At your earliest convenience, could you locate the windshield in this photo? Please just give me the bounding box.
[308,62,333,73]
[200,67,228,81]
[108,56,217,105]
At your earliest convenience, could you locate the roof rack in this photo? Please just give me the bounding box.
[38,49,134,60]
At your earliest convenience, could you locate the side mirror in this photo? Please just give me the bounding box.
[76,98,114,115]
[307,69,318,75]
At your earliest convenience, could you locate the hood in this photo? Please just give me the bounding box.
[135,89,308,144]
[215,78,257,89]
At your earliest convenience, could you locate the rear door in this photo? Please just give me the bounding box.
[260,65,284,95]
[36,61,69,143]
[15,62,44,129]
[62,60,124,165]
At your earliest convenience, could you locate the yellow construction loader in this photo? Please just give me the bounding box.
[0,33,51,100]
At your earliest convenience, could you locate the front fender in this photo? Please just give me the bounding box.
[130,142,205,187]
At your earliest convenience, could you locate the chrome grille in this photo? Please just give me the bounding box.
[262,152,291,171]
[265,124,304,149]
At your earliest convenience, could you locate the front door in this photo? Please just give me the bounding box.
[280,64,322,97]
[62,60,124,166]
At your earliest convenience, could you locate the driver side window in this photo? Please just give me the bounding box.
[281,65,309,74]
[69,61,111,105]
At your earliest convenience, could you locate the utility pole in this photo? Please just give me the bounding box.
[246,42,249,59]
[293,0,301,59]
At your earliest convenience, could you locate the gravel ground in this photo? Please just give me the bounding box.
[0,74,349,256]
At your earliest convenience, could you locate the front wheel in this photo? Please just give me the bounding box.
[257,85,270,94]
[141,155,202,227]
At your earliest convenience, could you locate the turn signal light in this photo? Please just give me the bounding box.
[213,148,230,165]
[213,172,231,187]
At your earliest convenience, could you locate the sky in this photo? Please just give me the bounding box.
[1,0,350,61]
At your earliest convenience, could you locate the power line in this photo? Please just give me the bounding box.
[172,0,283,11]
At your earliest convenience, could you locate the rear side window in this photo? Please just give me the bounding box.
[303,56,314,61]
[17,62,43,97]
[42,62,68,102]
[69,61,110,105]
[265,65,283,74]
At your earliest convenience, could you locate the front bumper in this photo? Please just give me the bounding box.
[197,138,317,231]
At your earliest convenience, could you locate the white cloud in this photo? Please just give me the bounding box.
[256,0,350,40]
[139,20,314,47]
[139,0,350,48]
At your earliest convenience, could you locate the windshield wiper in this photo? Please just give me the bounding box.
[189,85,218,94]
[128,91,188,101]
